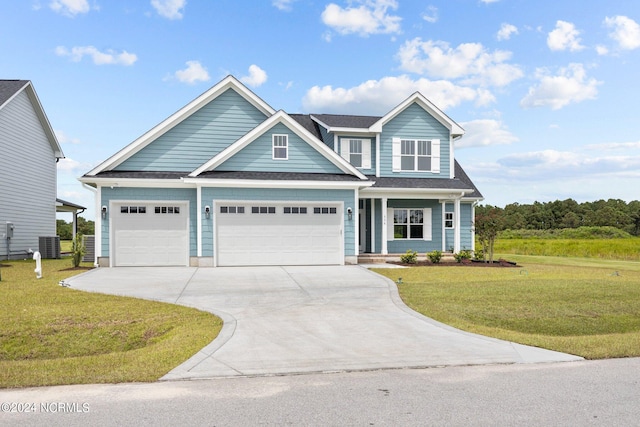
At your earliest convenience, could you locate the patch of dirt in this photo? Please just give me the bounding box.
[60,266,95,271]
[0,264,12,268]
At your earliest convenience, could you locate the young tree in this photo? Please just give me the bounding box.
[475,206,504,263]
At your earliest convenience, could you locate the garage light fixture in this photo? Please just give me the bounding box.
[101,205,107,220]
[205,206,211,219]
[347,207,353,220]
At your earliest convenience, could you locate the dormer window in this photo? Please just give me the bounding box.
[272,134,288,160]
[340,138,371,169]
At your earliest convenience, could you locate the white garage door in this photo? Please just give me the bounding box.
[215,202,343,266]
[112,202,189,267]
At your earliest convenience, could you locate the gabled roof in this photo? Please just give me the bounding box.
[190,110,368,180]
[86,75,276,176]
[369,92,464,136]
[0,80,64,159]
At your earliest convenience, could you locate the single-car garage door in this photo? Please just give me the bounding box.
[215,202,343,266]
[112,202,189,267]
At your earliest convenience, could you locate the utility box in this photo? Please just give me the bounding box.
[39,236,61,259]
[5,222,14,239]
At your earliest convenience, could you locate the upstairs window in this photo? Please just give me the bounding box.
[273,134,288,160]
[340,138,371,169]
[392,138,440,173]
[445,212,454,229]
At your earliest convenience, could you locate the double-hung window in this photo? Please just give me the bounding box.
[392,138,440,173]
[401,139,430,171]
[349,139,362,167]
[445,212,454,229]
[340,138,371,169]
[393,209,424,239]
[272,134,288,160]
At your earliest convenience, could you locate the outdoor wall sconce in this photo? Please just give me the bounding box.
[204,205,211,219]
[347,207,353,220]
[101,205,107,220]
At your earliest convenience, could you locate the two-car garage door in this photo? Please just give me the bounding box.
[215,202,343,266]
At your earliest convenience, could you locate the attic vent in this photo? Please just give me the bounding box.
[39,236,61,259]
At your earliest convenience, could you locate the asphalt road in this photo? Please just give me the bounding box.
[1,358,639,426]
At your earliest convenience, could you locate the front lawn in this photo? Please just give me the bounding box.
[0,259,222,388]
[373,256,640,359]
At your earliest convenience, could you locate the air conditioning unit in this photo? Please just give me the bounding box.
[39,236,61,259]
[82,235,95,263]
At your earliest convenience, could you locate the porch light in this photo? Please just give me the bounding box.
[347,207,353,220]
[205,205,211,219]
[101,205,107,220]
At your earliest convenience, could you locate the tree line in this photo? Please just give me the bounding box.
[476,199,640,236]
[56,217,95,240]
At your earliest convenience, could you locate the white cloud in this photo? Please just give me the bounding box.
[272,0,296,11]
[585,141,640,151]
[57,157,82,172]
[396,38,523,87]
[240,65,268,88]
[520,63,600,110]
[547,20,585,52]
[174,60,210,84]
[480,0,500,3]
[497,23,518,41]
[604,15,640,51]
[302,75,493,115]
[422,6,438,24]
[55,46,138,66]
[49,0,90,17]
[456,119,518,148]
[321,0,401,37]
[595,45,609,56]
[55,129,81,145]
[151,0,186,20]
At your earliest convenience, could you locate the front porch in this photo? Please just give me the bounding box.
[357,252,457,265]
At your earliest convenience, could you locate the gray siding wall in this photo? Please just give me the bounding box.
[0,91,57,259]
[216,123,343,174]
[100,187,198,257]
[380,103,450,178]
[115,89,268,172]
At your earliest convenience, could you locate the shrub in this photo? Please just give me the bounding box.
[427,250,442,264]
[473,249,484,261]
[400,250,418,264]
[454,249,472,263]
[71,233,86,268]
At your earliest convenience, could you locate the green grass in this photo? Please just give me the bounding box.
[493,237,640,261]
[373,257,640,359]
[60,239,72,253]
[0,259,222,388]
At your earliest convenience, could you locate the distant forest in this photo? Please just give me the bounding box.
[477,199,640,236]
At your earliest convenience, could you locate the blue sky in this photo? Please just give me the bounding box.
[3,0,640,221]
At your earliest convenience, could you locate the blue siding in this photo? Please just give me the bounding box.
[216,123,343,174]
[460,203,474,251]
[380,103,450,178]
[101,187,197,257]
[115,89,268,171]
[318,125,334,149]
[201,188,356,257]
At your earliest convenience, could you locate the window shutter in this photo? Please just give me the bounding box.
[340,138,350,161]
[392,138,401,172]
[423,208,432,241]
[362,139,372,169]
[387,208,395,241]
[431,139,440,173]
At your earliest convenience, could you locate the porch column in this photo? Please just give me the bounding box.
[370,198,375,253]
[381,197,388,254]
[72,211,78,241]
[454,197,461,253]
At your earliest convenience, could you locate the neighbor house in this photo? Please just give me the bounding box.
[0,80,65,259]
[81,76,482,267]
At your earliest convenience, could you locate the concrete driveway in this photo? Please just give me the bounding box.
[65,266,582,380]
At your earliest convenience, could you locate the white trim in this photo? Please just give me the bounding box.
[454,197,461,252]
[370,198,376,253]
[197,185,202,257]
[183,177,373,190]
[375,134,380,177]
[189,110,367,179]
[95,186,102,261]
[354,188,359,256]
[441,202,446,252]
[361,188,473,199]
[369,92,464,136]
[86,76,275,176]
[381,197,388,254]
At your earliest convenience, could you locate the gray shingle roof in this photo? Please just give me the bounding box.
[0,80,29,107]
[289,114,323,139]
[310,114,381,129]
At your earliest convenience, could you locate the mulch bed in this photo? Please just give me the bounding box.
[60,266,95,272]
[391,259,519,267]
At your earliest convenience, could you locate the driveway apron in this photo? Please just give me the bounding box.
[65,266,582,380]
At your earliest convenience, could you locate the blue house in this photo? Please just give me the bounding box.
[81,76,482,267]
